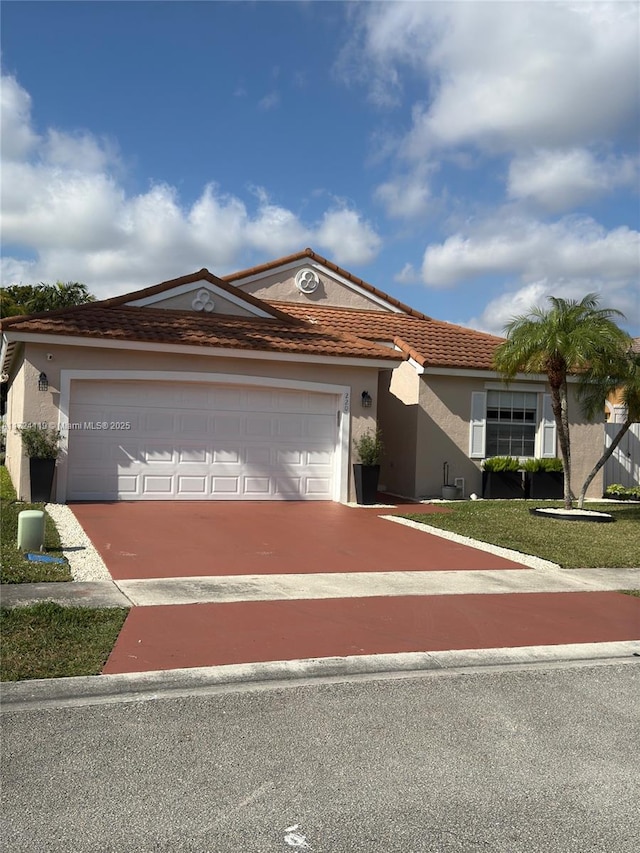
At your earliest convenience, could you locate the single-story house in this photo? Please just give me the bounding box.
[0,248,604,503]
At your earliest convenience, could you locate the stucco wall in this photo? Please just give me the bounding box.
[147,289,255,316]
[377,362,419,497]
[416,374,605,500]
[4,356,26,492]
[238,265,386,311]
[7,342,385,502]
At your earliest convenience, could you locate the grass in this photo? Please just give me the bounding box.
[403,500,640,568]
[620,589,640,597]
[0,466,72,583]
[0,602,128,681]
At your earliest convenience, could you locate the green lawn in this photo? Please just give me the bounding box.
[0,466,72,583]
[403,500,640,568]
[0,602,128,681]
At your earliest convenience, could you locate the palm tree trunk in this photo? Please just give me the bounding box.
[577,418,632,509]
[550,383,573,509]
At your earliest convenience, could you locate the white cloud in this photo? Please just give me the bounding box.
[0,74,382,296]
[1,74,39,160]
[422,216,640,289]
[375,169,431,219]
[467,277,640,338]
[508,148,640,212]
[345,3,639,153]
[258,91,280,111]
[315,208,382,265]
[394,262,420,285]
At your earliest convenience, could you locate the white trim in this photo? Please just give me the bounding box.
[4,331,398,369]
[0,334,8,372]
[233,258,405,314]
[127,280,273,318]
[426,366,581,384]
[484,381,545,392]
[56,371,350,504]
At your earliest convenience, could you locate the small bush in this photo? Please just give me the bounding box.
[604,484,640,501]
[482,456,521,472]
[521,458,546,473]
[16,424,61,459]
[353,428,383,466]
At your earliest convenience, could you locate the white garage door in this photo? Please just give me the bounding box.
[66,381,338,500]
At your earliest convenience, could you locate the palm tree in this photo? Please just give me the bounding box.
[0,281,94,316]
[494,294,630,509]
[576,346,640,508]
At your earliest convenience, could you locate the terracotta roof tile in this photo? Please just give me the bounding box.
[273,303,504,370]
[1,305,402,362]
[94,268,297,323]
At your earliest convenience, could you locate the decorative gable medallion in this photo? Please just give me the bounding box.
[192,289,215,312]
[295,268,319,295]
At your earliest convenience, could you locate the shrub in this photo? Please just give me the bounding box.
[604,484,640,501]
[482,456,520,472]
[521,458,546,473]
[353,428,383,466]
[16,424,61,459]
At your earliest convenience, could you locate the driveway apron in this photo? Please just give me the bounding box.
[65,502,640,676]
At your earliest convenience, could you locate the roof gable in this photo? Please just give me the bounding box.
[225,248,431,318]
[98,268,296,322]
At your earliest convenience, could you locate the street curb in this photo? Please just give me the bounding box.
[2,641,638,711]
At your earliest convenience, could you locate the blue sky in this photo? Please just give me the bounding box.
[2,1,639,336]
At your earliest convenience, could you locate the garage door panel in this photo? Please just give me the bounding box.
[67,381,338,501]
[178,475,208,495]
[307,477,332,495]
[211,477,241,494]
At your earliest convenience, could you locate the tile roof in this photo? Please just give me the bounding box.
[224,247,431,319]
[94,268,297,323]
[273,303,504,370]
[0,305,402,362]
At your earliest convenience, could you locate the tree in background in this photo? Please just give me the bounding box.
[0,281,95,317]
[1,281,95,415]
[494,294,631,509]
[576,346,640,508]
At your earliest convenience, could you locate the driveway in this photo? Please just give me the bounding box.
[70,501,529,581]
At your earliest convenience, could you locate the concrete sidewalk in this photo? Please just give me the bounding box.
[2,567,639,609]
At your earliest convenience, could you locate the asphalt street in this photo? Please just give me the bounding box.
[2,661,639,853]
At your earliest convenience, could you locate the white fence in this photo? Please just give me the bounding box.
[604,422,640,489]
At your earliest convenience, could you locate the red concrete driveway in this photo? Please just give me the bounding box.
[103,591,640,674]
[70,501,529,580]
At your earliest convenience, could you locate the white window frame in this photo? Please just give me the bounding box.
[469,389,557,459]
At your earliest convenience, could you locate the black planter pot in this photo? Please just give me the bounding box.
[525,471,564,499]
[353,464,380,505]
[29,458,56,502]
[482,471,524,499]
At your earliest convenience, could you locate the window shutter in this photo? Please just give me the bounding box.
[469,391,486,458]
[541,394,557,457]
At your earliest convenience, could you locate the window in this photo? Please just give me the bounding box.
[486,391,537,457]
[470,390,556,459]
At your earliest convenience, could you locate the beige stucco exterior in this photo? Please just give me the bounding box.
[237,264,385,311]
[4,341,384,502]
[377,367,604,500]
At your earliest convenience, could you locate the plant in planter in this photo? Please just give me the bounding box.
[353,428,383,505]
[604,484,640,501]
[481,456,524,499]
[16,424,61,502]
[522,457,564,499]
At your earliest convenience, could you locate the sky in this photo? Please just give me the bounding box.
[1,0,639,336]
